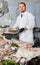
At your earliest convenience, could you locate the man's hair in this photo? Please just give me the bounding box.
[19,2,26,7]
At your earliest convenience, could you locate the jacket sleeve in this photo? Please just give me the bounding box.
[27,14,35,30]
[13,17,19,29]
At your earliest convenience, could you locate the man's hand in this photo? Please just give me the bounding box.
[19,28,24,33]
[23,26,27,30]
[19,27,27,33]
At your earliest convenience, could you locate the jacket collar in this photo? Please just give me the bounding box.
[20,11,28,17]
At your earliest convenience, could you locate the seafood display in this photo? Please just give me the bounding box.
[0,35,40,65]
[0,36,19,61]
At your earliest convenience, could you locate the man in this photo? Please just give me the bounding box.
[13,2,35,45]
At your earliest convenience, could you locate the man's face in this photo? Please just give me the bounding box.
[19,4,26,13]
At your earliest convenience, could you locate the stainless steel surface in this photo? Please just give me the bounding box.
[0,25,10,28]
[0,25,10,32]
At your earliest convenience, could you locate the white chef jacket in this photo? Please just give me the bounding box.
[13,11,35,45]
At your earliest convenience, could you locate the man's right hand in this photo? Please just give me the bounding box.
[19,28,24,33]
